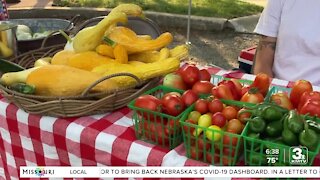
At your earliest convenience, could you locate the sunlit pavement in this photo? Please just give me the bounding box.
[7,0,53,8]
[241,0,267,7]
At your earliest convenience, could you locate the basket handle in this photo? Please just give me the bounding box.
[40,30,70,49]
[66,14,82,31]
[72,16,104,34]
[81,72,142,97]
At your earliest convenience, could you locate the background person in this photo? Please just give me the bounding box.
[253,0,320,85]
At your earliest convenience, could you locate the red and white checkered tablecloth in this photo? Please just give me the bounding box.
[0,66,319,180]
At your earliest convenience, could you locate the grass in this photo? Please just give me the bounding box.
[53,0,264,19]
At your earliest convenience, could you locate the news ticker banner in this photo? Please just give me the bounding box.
[20,166,320,178]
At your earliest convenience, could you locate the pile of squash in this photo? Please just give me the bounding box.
[0,4,189,97]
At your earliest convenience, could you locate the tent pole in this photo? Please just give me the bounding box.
[186,0,191,45]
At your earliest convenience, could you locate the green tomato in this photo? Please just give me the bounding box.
[188,111,201,123]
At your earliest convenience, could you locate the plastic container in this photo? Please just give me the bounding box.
[243,117,320,167]
[264,86,292,102]
[244,86,320,169]
[211,74,253,87]
[180,99,255,166]
[128,85,191,149]
[238,46,256,74]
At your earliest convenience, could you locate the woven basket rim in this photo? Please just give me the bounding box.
[0,77,159,100]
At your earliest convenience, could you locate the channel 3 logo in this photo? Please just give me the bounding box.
[289,147,308,165]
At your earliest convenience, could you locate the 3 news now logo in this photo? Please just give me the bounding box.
[21,167,55,177]
[289,146,308,165]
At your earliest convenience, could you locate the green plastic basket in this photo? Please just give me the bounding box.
[211,75,253,87]
[265,86,292,102]
[243,117,320,167]
[180,99,255,166]
[128,85,191,149]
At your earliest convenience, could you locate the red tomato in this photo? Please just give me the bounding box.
[240,86,250,97]
[211,84,234,100]
[240,88,264,104]
[290,80,313,108]
[192,81,214,95]
[165,119,180,136]
[299,99,320,117]
[183,119,197,135]
[162,96,185,116]
[222,106,238,121]
[208,98,224,113]
[163,73,187,90]
[223,147,236,157]
[271,92,294,110]
[142,119,161,132]
[190,146,203,160]
[152,127,169,146]
[218,80,240,100]
[230,105,241,111]
[206,151,220,164]
[181,90,199,106]
[298,91,320,111]
[250,73,271,96]
[222,157,232,166]
[191,135,211,151]
[162,92,181,102]
[222,134,239,146]
[134,95,162,121]
[195,99,209,114]
[135,95,162,111]
[226,119,244,134]
[199,69,211,81]
[180,65,200,86]
[142,120,168,147]
[230,78,243,97]
[211,112,227,128]
[237,108,251,124]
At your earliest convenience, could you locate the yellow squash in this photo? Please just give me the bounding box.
[96,44,115,58]
[66,51,115,71]
[72,4,143,53]
[128,45,188,63]
[113,44,128,63]
[169,44,189,60]
[26,65,118,96]
[107,26,173,54]
[51,50,76,65]
[1,67,39,86]
[92,57,180,88]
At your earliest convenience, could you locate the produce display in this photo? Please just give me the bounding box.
[129,62,320,167]
[0,4,188,97]
[129,85,199,149]
[163,64,270,103]
[1,2,319,168]
[181,98,251,166]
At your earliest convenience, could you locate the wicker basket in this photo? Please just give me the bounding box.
[0,44,160,117]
